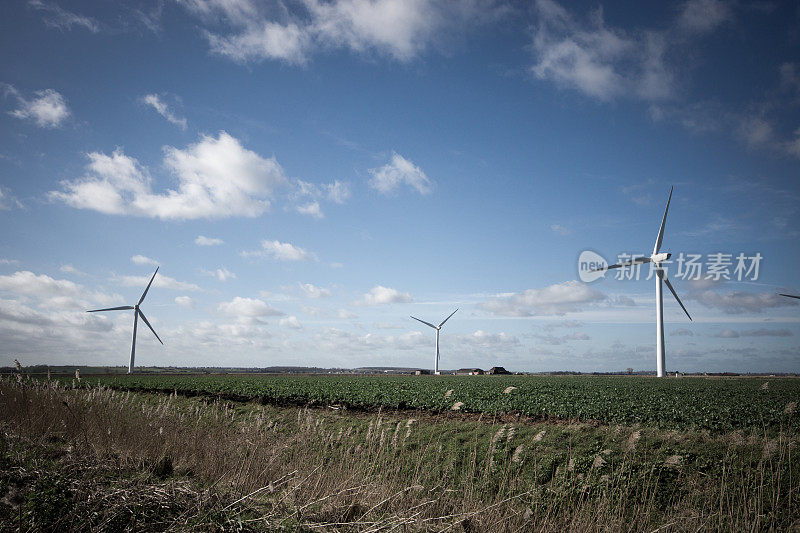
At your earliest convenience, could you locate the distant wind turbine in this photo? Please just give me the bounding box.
[87,267,163,374]
[593,187,691,377]
[779,293,800,300]
[410,308,458,375]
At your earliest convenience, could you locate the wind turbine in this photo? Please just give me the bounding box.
[593,187,691,377]
[410,308,458,375]
[87,267,163,374]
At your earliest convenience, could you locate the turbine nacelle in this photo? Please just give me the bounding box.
[651,252,671,264]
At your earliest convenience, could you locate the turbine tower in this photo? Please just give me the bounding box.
[87,267,163,374]
[593,187,691,377]
[410,308,458,375]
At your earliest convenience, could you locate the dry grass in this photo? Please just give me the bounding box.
[0,376,798,532]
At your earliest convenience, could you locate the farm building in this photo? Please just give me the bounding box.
[487,366,511,375]
[456,368,484,375]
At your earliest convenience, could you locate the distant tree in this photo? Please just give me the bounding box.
[626,368,634,375]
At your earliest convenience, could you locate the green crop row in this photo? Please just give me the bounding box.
[77,374,800,432]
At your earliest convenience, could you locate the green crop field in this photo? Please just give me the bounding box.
[4,373,799,530]
[78,374,800,432]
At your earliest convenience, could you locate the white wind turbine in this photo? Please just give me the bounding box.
[593,187,692,377]
[87,267,163,374]
[410,308,458,375]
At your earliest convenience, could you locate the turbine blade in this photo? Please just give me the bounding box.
[438,308,459,328]
[657,269,692,321]
[653,186,673,255]
[590,257,652,272]
[410,316,437,329]
[779,293,800,300]
[138,266,159,305]
[137,309,164,345]
[86,306,134,313]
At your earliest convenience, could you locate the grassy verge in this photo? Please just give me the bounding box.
[1,376,797,531]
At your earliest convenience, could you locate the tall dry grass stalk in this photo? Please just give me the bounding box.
[0,376,797,531]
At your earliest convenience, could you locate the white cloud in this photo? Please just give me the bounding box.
[195,235,224,246]
[208,21,311,64]
[374,322,404,329]
[9,88,70,128]
[456,330,521,351]
[218,296,283,322]
[59,264,85,276]
[242,240,318,261]
[0,271,121,319]
[304,0,439,62]
[0,187,23,210]
[530,0,674,102]
[279,315,303,329]
[540,320,584,330]
[689,289,798,314]
[356,285,412,306]
[532,331,590,345]
[174,296,195,308]
[28,0,100,32]
[670,327,693,336]
[50,132,288,220]
[297,201,324,218]
[203,267,236,282]
[294,179,320,199]
[786,130,800,159]
[299,283,331,298]
[780,63,800,93]
[216,268,235,282]
[116,274,201,292]
[714,329,739,338]
[179,0,259,24]
[737,114,775,149]
[131,254,159,266]
[677,0,730,35]
[614,295,636,307]
[314,327,427,353]
[740,328,793,337]
[302,305,328,317]
[0,271,80,297]
[0,298,112,331]
[290,179,350,214]
[480,280,606,316]
[368,152,433,195]
[337,308,357,319]
[182,0,505,65]
[551,224,571,235]
[326,180,351,203]
[141,94,187,130]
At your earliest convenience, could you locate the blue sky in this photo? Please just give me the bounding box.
[1,0,799,373]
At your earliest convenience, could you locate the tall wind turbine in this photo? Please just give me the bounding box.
[410,308,458,375]
[593,187,692,377]
[87,267,163,374]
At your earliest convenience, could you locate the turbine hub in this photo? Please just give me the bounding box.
[651,252,671,264]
